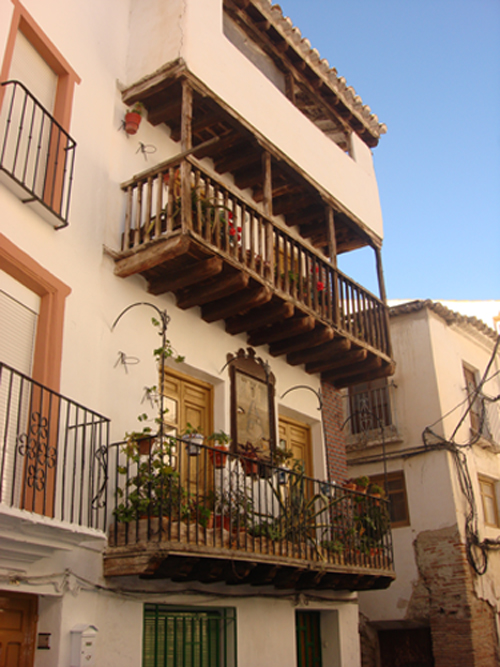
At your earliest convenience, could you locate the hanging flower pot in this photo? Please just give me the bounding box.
[182,433,204,456]
[124,102,144,135]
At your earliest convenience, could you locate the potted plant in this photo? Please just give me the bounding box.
[354,475,370,494]
[207,430,231,468]
[273,444,294,484]
[239,442,260,476]
[124,101,145,135]
[182,423,204,456]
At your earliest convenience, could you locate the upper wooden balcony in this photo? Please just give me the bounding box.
[113,75,394,387]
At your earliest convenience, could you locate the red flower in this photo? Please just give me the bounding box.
[237,226,242,232]
[317,281,325,291]
[228,212,233,220]
[229,227,236,236]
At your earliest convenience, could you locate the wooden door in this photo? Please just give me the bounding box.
[0,593,37,667]
[278,416,312,477]
[162,368,213,489]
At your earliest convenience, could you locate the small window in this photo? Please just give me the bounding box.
[143,606,237,667]
[463,365,482,434]
[370,471,409,527]
[348,379,392,435]
[478,477,499,528]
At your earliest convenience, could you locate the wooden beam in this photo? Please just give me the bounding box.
[248,315,314,347]
[147,256,223,295]
[202,285,272,322]
[225,301,294,335]
[214,147,261,176]
[147,97,181,126]
[287,337,351,366]
[333,361,396,389]
[180,80,193,230]
[269,325,334,357]
[233,164,263,190]
[323,355,382,383]
[113,235,190,278]
[176,270,249,309]
[326,205,337,267]
[306,348,367,374]
[262,151,273,217]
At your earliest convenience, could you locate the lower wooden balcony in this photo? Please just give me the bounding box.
[111,155,394,387]
[104,438,395,591]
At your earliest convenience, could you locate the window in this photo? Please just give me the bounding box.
[478,477,499,528]
[348,378,392,435]
[143,606,236,667]
[370,471,409,527]
[0,1,80,226]
[463,365,482,434]
[296,611,322,667]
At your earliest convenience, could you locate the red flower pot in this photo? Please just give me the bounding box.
[209,445,228,469]
[124,111,142,135]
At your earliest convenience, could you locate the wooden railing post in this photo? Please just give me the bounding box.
[180,80,193,231]
[375,246,392,356]
[262,151,274,280]
[326,206,340,328]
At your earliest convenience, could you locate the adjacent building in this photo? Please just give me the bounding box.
[346,300,500,667]
[0,1,395,665]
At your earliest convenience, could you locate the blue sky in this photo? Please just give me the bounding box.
[278,0,500,300]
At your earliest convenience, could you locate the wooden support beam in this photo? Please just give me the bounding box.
[233,164,263,190]
[326,205,337,267]
[202,285,272,323]
[285,205,324,227]
[176,270,249,309]
[249,315,314,347]
[113,235,190,278]
[269,325,334,357]
[147,256,223,295]
[306,348,367,374]
[274,567,306,589]
[180,80,193,230]
[333,361,396,389]
[214,144,261,174]
[287,337,351,366]
[225,301,294,335]
[147,98,181,126]
[262,151,273,217]
[323,355,382,383]
[194,132,241,160]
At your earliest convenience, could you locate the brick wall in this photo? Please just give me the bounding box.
[412,525,500,667]
[321,380,348,483]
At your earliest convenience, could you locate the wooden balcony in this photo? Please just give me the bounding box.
[104,438,395,591]
[112,154,393,387]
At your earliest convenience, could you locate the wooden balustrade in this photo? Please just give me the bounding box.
[119,156,391,360]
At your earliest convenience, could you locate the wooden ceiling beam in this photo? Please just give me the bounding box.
[269,324,334,357]
[176,270,249,309]
[249,315,315,347]
[202,284,272,322]
[333,361,396,389]
[214,144,261,174]
[147,98,181,126]
[225,300,294,335]
[305,348,367,374]
[148,256,223,295]
[233,164,263,190]
[323,355,382,383]
[287,337,351,366]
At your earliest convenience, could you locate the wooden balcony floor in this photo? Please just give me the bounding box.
[113,231,394,387]
[104,520,395,591]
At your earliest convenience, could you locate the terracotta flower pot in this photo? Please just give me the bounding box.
[209,444,228,468]
[124,111,142,135]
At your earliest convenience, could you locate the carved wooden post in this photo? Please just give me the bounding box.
[326,205,340,327]
[375,246,392,357]
[263,151,274,280]
[180,80,193,231]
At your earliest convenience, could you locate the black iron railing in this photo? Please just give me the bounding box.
[0,363,109,529]
[108,434,393,571]
[343,380,399,445]
[0,80,76,228]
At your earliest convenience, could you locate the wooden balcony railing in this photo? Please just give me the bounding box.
[118,155,391,365]
[104,435,395,590]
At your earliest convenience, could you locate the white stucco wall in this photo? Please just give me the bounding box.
[124,0,384,239]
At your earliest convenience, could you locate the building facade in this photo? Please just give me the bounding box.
[346,301,500,667]
[0,1,395,665]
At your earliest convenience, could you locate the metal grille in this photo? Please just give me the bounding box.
[143,606,236,667]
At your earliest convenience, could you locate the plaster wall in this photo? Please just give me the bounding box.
[125,0,384,239]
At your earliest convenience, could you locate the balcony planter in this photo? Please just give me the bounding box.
[124,102,144,135]
[207,430,231,468]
